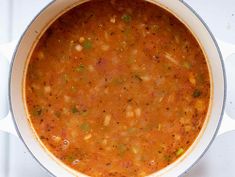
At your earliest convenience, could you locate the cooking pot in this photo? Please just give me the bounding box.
[0,0,235,176]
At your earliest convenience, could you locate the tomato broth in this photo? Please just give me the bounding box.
[25,0,210,176]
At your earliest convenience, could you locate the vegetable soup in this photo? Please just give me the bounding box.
[25,0,210,176]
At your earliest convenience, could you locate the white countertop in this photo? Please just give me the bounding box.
[0,0,235,177]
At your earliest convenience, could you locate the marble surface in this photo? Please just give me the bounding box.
[0,0,235,177]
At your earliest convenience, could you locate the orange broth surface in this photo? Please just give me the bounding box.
[25,0,210,176]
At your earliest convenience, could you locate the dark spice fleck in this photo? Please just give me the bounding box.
[193,89,201,98]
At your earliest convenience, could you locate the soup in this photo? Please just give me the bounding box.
[25,0,210,176]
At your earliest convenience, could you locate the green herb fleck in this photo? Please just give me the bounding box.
[75,64,85,72]
[151,24,160,32]
[80,122,90,132]
[197,74,205,84]
[82,39,92,49]
[71,106,79,114]
[176,148,184,156]
[66,155,75,163]
[33,106,43,116]
[164,155,172,162]
[193,89,201,98]
[117,144,127,155]
[182,61,191,69]
[123,27,130,36]
[121,14,132,23]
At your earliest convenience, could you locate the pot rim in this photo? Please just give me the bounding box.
[8,0,226,177]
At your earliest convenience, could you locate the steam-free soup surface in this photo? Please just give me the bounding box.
[25,0,210,176]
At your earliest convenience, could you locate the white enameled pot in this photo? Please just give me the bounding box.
[0,0,235,176]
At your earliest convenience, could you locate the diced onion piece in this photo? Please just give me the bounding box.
[44,86,51,93]
[104,114,111,126]
[126,105,134,117]
[132,146,139,154]
[101,44,110,51]
[175,35,180,44]
[64,95,71,103]
[104,31,109,41]
[104,88,109,94]
[184,125,192,132]
[132,49,138,55]
[111,56,119,64]
[63,108,69,115]
[110,16,116,23]
[52,135,61,143]
[157,124,162,131]
[180,117,191,124]
[135,108,141,117]
[75,44,83,52]
[167,94,175,103]
[71,130,78,139]
[159,96,164,103]
[195,100,205,112]
[174,134,181,141]
[139,172,146,177]
[88,65,94,72]
[84,134,92,140]
[79,37,85,43]
[72,159,80,165]
[189,73,196,85]
[164,52,178,65]
[126,111,134,117]
[102,139,108,145]
[127,105,132,111]
[141,75,151,81]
